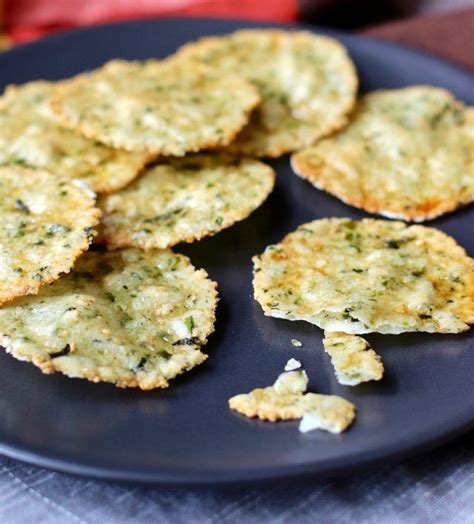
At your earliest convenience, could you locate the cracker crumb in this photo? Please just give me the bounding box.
[291,339,302,347]
[284,358,302,371]
[299,413,320,433]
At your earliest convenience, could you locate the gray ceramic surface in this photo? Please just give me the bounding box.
[0,18,472,485]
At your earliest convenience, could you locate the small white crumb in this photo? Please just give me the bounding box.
[72,179,96,199]
[299,412,322,433]
[291,339,302,347]
[284,358,302,371]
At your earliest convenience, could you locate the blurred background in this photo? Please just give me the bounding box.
[0,0,473,69]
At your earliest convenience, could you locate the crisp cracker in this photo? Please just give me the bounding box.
[98,155,275,249]
[253,218,474,334]
[323,331,384,386]
[174,29,357,157]
[0,81,150,193]
[0,166,100,305]
[291,87,474,221]
[229,370,356,432]
[51,59,260,156]
[0,248,218,389]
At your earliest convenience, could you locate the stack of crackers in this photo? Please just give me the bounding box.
[0,29,472,435]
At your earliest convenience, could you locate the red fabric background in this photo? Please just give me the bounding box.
[3,1,473,70]
[5,0,298,42]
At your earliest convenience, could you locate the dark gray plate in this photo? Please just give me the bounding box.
[0,18,472,485]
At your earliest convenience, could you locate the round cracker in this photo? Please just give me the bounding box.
[174,29,358,157]
[291,87,474,221]
[253,218,474,334]
[98,155,275,249]
[0,165,100,305]
[0,81,150,193]
[0,248,218,389]
[51,59,260,156]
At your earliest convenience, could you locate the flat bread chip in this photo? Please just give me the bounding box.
[0,166,100,305]
[253,218,474,334]
[0,81,150,193]
[323,331,384,386]
[229,370,356,432]
[175,29,357,157]
[51,59,260,156]
[291,87,474,221]
[98,155,275,249]
[0,248,218,389]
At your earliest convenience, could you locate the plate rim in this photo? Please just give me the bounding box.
[0,16,473,486]
[0,414,472,486]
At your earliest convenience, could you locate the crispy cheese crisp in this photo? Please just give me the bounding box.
[253,218,474,334]
[323,331,384,386]
[52,59,260,156]
[0,81,150,193]
[98,155,275,249]
[174,29,357,157]
[0,166,100,305]
[0,248,218,389]
[229,370,355,432]
[292,87,474,221]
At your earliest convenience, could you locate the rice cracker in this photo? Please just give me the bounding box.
[292,87,474,221]
[51,59,260,156]
[0,81,150,193]
[0,165,100,305]
[253,218,474,334]
[98,155,275,249]
[0,248,218,389]
[174,29,357,157]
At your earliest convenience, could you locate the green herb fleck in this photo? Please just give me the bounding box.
[184,316,195,333]
[15,199,30,213]
[104,292,115,303]
[143,208,184,223]
[50,344,71,358]
[384,240,400,249]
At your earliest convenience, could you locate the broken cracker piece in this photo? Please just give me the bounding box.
[323,331,384,386]
[229,370,355,432]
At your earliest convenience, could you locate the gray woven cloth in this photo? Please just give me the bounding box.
[0,432,472,523]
